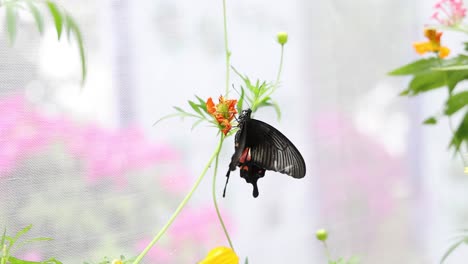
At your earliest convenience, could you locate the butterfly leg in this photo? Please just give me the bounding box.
[222,169,231,198]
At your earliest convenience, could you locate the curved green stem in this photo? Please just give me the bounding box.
[223,0,231,96]
[250,43,285,112]
[212,135,235,250]
[437,57,466,166]
[272,44,284,93]
[132,137,224,264]
[322,241,332,262]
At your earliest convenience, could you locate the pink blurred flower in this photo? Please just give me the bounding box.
[432,0,466,26]
[18,251,42,261]
[0,94,182,185]
[168,206,231,244]
[76,125,180,185]
[160,170,192,194]
[311,112,407,218]
[0,95,59,176]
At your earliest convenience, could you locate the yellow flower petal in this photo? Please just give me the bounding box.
[439,46,450,58]
[199,246,239,264]
[413,42,432,55]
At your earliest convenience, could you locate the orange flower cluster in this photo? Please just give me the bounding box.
[413,28,450,58]
[199,246,239,264]
[206,96,238,135]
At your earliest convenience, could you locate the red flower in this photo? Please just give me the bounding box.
[206,96,237,135]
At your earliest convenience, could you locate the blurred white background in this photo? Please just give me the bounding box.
[1,0,468,263]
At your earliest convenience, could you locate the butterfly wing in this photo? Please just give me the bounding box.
[245,118,306,178]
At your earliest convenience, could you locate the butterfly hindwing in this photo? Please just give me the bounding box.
[246,118,306,178]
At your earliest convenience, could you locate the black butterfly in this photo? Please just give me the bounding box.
[223,108,306,198]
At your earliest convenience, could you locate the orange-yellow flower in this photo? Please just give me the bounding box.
[199,246,239,264]
[206,96,237,135]
[413,28,450,58]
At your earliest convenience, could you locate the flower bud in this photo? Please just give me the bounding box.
[277,32,288,45]
[316,229,328,241]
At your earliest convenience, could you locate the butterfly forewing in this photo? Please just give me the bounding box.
[246,119,306,178]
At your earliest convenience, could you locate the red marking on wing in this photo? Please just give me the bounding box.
[239,148,250,163]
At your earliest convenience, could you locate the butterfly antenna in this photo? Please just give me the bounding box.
[231,84,251,109]
[222,170,231,197]
[231,84,241,97]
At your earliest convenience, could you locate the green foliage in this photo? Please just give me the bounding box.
[315,229,360,264]
[423,116,437,125]
[5,1,18,45]
[1,0,87,85]
[389,58,440,76]
[0,225,60,264]
[329,256,360,264]
[231,66,281,120]
[390,54,468,152]
[445,91,468,115]
[153,96,217,131]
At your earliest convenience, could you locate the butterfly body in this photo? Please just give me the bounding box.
[224,109,306,198]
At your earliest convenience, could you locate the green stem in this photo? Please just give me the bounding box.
[223,0,231,96]
[322,241,332,263]
[132,137,224,264]
[250,43,285,112]
[437,57,466,166]
[212,135,235,250]
[272,44,284,93]
[1,244,6,264]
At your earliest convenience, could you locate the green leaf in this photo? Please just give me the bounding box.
[195,95,207,112]
[335,258,345,264]
[423,116,437,125]
[347,256,361,264]
[8,256,62,264]
[5,2,18,45]
[237,86,245,113]
[449,112,468,152]
[64,13,86,85]
[244,257,249,264]
[446,70,468,92]
[440,238,466,263]
[445,91,468,115]
[399,89,410,96]
[188,100,204,117]
[26,0,44,34]
[12,225,32,243]
[1,228,6,249]
[173,106,185,113]
[434,65,468,71]
[23,237,53,243]
[408,71,446,95]
[389,58,439,75]
[464,42,468,52]
[46,1,63,39]
[191,118,205,130]
[270,100,281,121]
